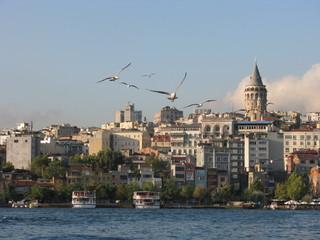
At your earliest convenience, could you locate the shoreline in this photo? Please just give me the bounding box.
[3,203,320,210]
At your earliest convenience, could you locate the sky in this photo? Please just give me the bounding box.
[0,0,319,129]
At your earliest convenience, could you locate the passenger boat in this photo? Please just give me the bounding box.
[133,191,160,209]
[72,191,96,208]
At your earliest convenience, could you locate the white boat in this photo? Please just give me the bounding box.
[133,191,160,209]
[72,191,96,208]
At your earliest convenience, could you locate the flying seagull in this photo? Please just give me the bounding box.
[142,73,156,78]
[184,99,216,108]
[147,72,187,102]
[97,62,132,83]
[119,81,139,89]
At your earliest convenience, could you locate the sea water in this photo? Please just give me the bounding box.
[0,208,320,240]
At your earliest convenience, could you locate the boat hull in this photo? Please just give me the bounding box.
[134,204,160,209]
[72,204,96,208]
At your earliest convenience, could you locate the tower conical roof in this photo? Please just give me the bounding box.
[248,63,264,86]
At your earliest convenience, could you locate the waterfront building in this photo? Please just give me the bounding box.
[195,167,207,189]
[283,128,320,170]
[310,166,320,197]
[285,150,320,174]
[207,168,228,194]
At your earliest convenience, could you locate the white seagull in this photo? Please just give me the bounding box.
[97,62,132,83]
[142,73,156,78]
[184,99,216,108]
[147,72,187,102]
[119,81,139,89]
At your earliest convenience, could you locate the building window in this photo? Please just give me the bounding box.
[14,140,18,143]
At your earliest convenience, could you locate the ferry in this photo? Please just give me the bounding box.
[72,191,96,208]
[133,191,160,209]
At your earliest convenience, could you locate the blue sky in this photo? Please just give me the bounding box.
[0,0,319,128]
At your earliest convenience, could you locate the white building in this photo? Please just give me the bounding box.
[237,121,283,172]
[155,124,201,157]
[201,116,235,140]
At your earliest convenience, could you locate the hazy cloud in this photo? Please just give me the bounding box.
[0,106,63,129]
[224,64,320,113]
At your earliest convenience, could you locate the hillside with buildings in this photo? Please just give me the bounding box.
[1,63,320,207]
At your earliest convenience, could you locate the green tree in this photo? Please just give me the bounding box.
[31,156,50,177]
[45,160,66,179]
[115,184,127,201]
[212,184,233,204]
[193,186,207,203]
[161,178,180,202]
[274,183,287,200]
[28,186,44,201]
[180,184,194,201]
[142,181,154,191]
[250,180,264,192]
[126,181,140,201]
[145,157,170,178]
[2,162,14,172]
[286,172,308,200]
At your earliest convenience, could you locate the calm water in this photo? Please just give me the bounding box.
[0,208,319,240]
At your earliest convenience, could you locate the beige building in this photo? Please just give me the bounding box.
[283,129,320,170]
[6,135,41,170]
[89,130,112,155]
[154,106,183,124]
[112,130,151,154]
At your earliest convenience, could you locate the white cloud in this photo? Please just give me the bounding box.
[224,64,320,113]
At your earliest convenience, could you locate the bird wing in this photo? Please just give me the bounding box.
[96,77,112,83]
[183,103,199,108]
[120,81,129,86]
[201,99,216,104]
[130,84,139,89]
[118,62,132,74]
[146,89,170,96]
[175,72,187,92]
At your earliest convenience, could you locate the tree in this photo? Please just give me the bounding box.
[250,180,264,192]
[45,160,66,179]
[193,186,207,203]
[212,184,233,204]
[180,184,194,201]
[126,181,140,201]
[2,162,14,172]
[274,183,287,200]
[142,181,154,191]
[286,172,308,200]
[245,180,265,203]
[115,184,127,201]
[145,157,170,178]
[161,178,180,202]
[31,156,50,177]
[28,186,44,201]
